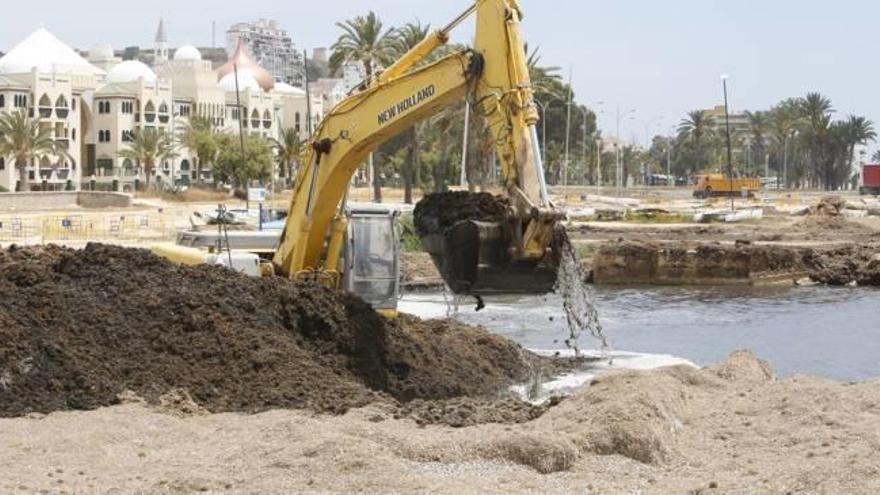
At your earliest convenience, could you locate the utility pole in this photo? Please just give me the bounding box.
[563,66,573,200]
[722,74,734,211]
[596,138,602,195]
[460,101,470,187]
[581,106,588,187]
[782,133,789,190]
[303,49,312,135]
[614,105,636,196]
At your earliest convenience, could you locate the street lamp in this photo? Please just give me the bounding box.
[721,74,734,211]
[666,137,673,187]
[575,102,602,188]
[782,130,798,190]
[615,106,637,195]
[535,96,566,163]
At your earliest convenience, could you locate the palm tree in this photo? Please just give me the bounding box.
[271,127,302,187]
[678,110,714,172]
[799,93,834,188]
[769,100,802,186]
[330,11,396,202]
[525,44,562,97]
[745,110,770,175]
[0,110,66,192]
[178,116,216,185]
[840,115,876,188]
[117,128,176,190]
[329,11,396,84]
[390,21,431,204]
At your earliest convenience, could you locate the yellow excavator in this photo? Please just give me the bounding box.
[157,0,565,314]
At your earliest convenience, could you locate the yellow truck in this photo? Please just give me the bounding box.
[693,173,761,199]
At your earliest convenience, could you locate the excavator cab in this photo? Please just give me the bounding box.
[342,204,401,311]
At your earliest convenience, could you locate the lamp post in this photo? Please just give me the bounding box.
[170,109,180,191]
[783,130,798,190]
[563,67,573,200]
[535,96,566,162]
[574,103,599,188]
[721,74,734,211]
[615,106,637,196]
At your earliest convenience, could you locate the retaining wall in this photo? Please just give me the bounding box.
[593,240,809,286]
[0,192,132,210]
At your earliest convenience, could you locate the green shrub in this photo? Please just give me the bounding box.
[398,213,424,253]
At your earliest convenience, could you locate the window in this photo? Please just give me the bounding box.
[0,94,4,108]
[72,99,76,111]
[72,129,76,141]
[0,157,4,170]
[144,101,156,123]
[98,130,112,143]
[295,112,301,133]
[38,94,52,118]
[121,130,134,142]
[96,158,114,173]
[98,100,111,114]
[121,101,133,114]
[13,94,28,108]
[55,95,69,118]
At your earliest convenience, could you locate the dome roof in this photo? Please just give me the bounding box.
[174,45,202,61]
[274,82,305,96]
[216,40,274,92]
[88,43,114,61]
[0,28,104,76]
[106,60,157,83]
[219,70,261,92]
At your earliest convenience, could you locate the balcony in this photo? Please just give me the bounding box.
[55,107,69,119]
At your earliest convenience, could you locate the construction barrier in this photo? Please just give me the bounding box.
[0,212,185,244]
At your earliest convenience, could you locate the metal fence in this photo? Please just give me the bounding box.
[0,213,182,243]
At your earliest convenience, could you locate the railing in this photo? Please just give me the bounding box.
[0,212,183,243]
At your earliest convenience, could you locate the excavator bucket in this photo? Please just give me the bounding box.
[413,192,560,296]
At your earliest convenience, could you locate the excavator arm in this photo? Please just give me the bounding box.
[273,0,564,294]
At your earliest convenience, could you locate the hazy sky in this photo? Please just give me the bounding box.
[2,0,875,151]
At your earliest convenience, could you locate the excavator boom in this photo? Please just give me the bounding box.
[273,0,564,296]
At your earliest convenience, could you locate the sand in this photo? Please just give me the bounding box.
[2,350,879,493]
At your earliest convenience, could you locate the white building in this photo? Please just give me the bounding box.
[91,60,174,191]
[0,23,327,193]
[226,19,304,87]
[0,28,104,192]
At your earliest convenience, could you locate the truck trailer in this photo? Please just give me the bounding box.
[859,164,880,195]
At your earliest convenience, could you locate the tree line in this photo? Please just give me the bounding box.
[328,11,599,203]
[646,93,876,190]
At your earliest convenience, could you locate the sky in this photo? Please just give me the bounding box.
[1,0,876,151]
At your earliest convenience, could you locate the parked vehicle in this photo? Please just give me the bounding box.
[859,164,880,195]
[693,173,761,199]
